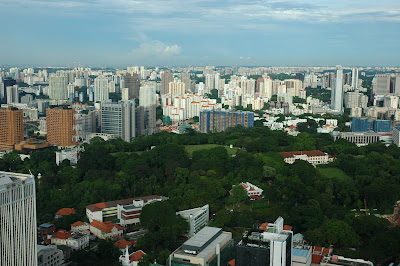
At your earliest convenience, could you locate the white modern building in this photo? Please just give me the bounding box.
[177,204,209,237]
[94,75,110,102]
[0,171,37,266]
[331,66,344,113]
[352,68,359,90]
[139,84,157,107]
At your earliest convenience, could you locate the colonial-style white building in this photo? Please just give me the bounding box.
[279,150,334,166]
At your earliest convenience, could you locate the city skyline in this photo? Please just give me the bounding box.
[1,0,400,66]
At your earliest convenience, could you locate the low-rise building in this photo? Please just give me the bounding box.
[231,182,264,199]
[114,239,135,251]
[120,248,146,266]
[51,229,89,250]
[38,223,56,243]
[331,131,381,146]
[86,195,163,226]
[55,149,79,166]
[168,226,233,266]
[37,245,64,266]
[89,220,123,240]
[71,221,90,234]
[320,255,373,266]
[176,204,209,237]
[55,208,76,219]
[278,150,334,166]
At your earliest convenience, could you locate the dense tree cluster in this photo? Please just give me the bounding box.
[1,126,400,263]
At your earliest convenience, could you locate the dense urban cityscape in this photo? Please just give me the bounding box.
[1,0,400,266]
[1,64,400,266]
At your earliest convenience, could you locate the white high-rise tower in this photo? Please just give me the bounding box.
[352,68,359,90]
[0,171,37,266]
[331,66,344,112]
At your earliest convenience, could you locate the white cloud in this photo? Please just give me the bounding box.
[130,40,181,59]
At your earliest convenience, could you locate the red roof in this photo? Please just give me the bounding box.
[56,208,76,216]
[259,222,268,231]
[228,259,236,266]
[71,221,85,227]
[86,195,161,212]
[114,239,133,249]
[90,220,123,233]
[52,229,72,240]
[250,195,263,199]
[129,250,146,263]
[279,150,326,158]
[283,225,292,231]
[312,246,332,264]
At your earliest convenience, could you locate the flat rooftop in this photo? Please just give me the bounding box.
[182,226,222,253]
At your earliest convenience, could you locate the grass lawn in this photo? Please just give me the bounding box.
[184,144,240,157]
[318,167,350,181]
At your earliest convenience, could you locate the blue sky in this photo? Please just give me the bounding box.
[0,0,399,66]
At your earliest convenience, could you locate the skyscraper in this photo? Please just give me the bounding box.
[46,106,76,147]
[94,75,110,102]
[124,73,141,99]
[0,171,37,266]
[351,68,359,90]
[161,70,173,95]
[181,72,191,93]
[0,107,23,150]
[1,78,16,101]
[49,75,68,100]
[331,66,344,112]
[6,85,19,104]
[139,84,157,107]
[101,101,136,142]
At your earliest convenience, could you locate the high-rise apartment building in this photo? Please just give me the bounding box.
[124,73,140,99]
[352,68,359,90]
[46,106,76,147]
[331,66,344,112]
[0,171,37,266]
[135,105,156,136]
[259,75,273,98]
[284,79,302,97]
[139,84,157,107]
[181,72,192,93]
[205,73,215,94]
[49,75,68,100]
[0,107,23,150]
[6,85,19,104]
[372,74,391,95]
[94,75,110,102]
[345,90,368,109]
[101,101,135,142]
[0,78,16,100]
[169,78,185,96]
[200,110,254,133]
[161,70,173,95]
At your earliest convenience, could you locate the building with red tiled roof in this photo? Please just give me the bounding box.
[119,249,146,266]
[278,150,335,166]
[89,220,123,240]
[311,246,332,264]
[86,195,163,227]
[114,239,134,250]
[71,221,89,234]
[230,182,263,199]
[51,229,89,250]
[55,208,76,218]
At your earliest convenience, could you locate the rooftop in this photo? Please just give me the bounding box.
[56,208,76,216]
[86,195,161,212]
[279,150,327,158]
[182,226,222,253]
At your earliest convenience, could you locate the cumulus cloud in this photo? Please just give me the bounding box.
[130,40,182,59]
